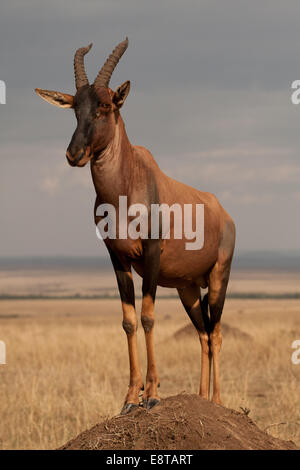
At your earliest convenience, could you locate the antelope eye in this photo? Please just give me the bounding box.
[95,103,111,118]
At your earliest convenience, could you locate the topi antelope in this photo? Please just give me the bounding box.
[35,38,235,414]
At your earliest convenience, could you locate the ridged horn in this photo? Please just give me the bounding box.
[74,43,93,90]
[94,38,128,89]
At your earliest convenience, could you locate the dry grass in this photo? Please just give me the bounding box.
[0,298,299,449]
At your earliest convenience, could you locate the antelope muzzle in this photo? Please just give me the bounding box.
[66,147,92,167]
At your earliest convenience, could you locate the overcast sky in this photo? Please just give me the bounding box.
[1,0,300,256]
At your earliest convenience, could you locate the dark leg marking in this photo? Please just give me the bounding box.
[141,315,154,333]
[122,320,136,335]
[108,249,135,307]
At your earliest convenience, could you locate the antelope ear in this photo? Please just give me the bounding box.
[113,80,130,108]
[35,88,74,108]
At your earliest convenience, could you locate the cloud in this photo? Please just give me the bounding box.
[39,175,60,195]
[160,147,300,186]
[39,160,91,196]
[220,191,274,205]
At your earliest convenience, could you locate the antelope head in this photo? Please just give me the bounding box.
[35,38,130,167]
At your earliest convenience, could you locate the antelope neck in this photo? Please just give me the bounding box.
[90,116,134,203]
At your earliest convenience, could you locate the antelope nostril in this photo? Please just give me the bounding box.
[66,149,86,166]
[66,151,76,166]
[67,157,76,167]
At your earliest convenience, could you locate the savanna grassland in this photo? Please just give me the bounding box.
[0,266,299,449]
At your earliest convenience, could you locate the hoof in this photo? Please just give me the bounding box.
[120,403,139,415]
[142,398,160,410]
[212,398,223,406]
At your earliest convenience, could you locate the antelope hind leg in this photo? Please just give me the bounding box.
[177,285,212,400]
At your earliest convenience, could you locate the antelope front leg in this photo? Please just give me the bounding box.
[122,301,144,413]
[141,240,160,410]
[108,249,143,415]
